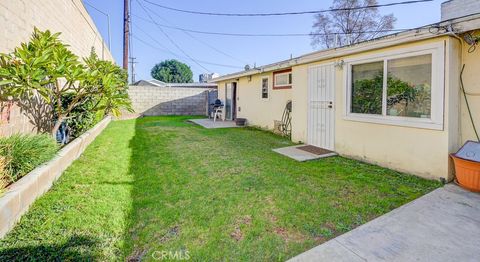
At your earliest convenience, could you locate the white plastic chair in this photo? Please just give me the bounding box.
[213,106,223,122]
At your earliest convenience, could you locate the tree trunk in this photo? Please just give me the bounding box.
[51,115,64,139]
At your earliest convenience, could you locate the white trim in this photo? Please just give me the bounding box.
[343,42,445,130]
[273,71,293,88]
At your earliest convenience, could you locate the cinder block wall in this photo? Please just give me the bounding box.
[128,86,216,116]
[0,0,113,137]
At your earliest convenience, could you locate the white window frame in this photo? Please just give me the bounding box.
[261,77,269,100]
[273,71,292,88]
[343,42,445,130]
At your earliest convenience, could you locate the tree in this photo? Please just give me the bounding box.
[0,28,132,138]
[151,59,193,83]
[311,0,396,49]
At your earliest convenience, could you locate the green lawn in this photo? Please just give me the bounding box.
[0,116,440,261]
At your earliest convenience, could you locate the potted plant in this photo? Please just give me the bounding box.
[450,141,480,192]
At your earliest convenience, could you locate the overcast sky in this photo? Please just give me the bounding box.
[84,0,443,82]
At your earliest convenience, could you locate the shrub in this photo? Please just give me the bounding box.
[0,134,58,183]
[61,93,101,139]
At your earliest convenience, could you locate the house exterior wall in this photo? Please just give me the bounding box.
[217,75,293,130]
[0,0,113,136]
[216,36,465,181]
[459,39,480,144]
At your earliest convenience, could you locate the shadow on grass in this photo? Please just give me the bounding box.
[0,234,99,261]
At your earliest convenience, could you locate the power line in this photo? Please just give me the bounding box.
[141,3,249,65]
[133,14,411,37]
[135,0,212,72]
[143,0,434,17]
[133,26,243,69]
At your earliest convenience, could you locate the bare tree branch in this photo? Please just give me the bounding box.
[311,0,396,49]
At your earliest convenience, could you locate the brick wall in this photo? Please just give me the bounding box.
[128,86,217,116]
[0,0,113,136]
[441,0,480,21]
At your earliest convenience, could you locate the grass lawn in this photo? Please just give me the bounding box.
[0,116,441,261]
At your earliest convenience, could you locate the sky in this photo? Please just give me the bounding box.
[83,0,443,82]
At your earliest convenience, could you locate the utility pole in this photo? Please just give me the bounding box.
[129,57,138,84]
[123,0,129,70]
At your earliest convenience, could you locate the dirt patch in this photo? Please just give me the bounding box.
[314,236,327,244]
[127,248,148,262]
[231,227,243,241]
[324,222,336,231]
[230,215,252,242]
[156,225,180,243]
[273,227,306,243]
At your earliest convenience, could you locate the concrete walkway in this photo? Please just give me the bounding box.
[188,118,240,129]
[289,184,480,262]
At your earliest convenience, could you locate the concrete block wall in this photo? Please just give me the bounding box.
[441,0,480,21]
[128,85,216,116]
[0,0,113,137]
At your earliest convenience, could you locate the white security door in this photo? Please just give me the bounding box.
[307,63,335,150]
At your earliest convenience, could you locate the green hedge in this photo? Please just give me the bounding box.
[0,134,58,184]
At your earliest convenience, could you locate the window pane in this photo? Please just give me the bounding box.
[351,61,384,114]
[387,54,432,118]
[262,78,268,98]
[275,73,291,86]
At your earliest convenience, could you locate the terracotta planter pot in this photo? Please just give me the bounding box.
[450,154,480,192]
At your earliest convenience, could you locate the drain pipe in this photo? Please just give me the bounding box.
[447,31,480,141]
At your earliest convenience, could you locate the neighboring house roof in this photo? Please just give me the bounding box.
[132,79,217,88]
[210,13,480,83]
[133,80,165,87]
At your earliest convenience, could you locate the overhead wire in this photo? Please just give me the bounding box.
[133,24,243,68]
[132,14,411,37]
[134,0,212,72]
[143,0,434,17]
[140,1,248,65]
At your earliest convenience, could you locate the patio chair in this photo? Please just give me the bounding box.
[213,106,224,122]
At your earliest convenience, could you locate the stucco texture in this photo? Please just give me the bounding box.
[215,36,478,181]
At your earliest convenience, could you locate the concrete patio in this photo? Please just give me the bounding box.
[289,184,480,262]
[188,118,241,129]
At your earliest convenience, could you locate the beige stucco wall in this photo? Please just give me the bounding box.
[0,0,113,136]
[217,75,292,130]
[459,38,480,143]
[216,36,468,181]
[0,0,113,61]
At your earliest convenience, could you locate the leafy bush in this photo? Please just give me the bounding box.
[0,28,132,138]
[61,93,101,139]
[0,134,58,183]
